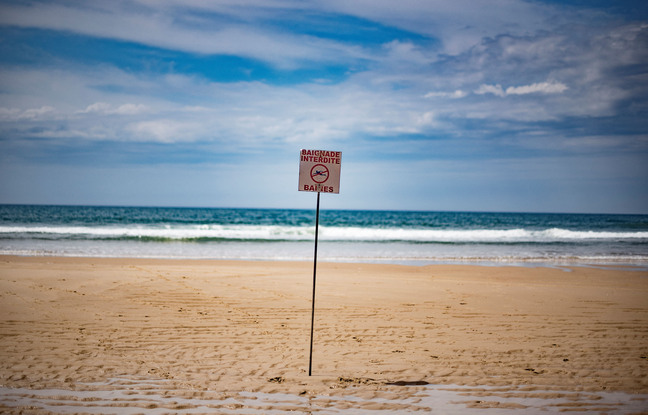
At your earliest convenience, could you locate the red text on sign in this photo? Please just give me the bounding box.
[303,184,335,193]
[301,149,341,164]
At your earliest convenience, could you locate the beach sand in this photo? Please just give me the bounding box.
[1,255,647,413]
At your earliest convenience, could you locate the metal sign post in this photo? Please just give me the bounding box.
[309,191,320,376]
[298,149,341,376]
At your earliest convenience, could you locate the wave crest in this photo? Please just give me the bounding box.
[2,225,647,243]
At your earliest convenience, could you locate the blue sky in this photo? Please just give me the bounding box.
[0,0,647,213]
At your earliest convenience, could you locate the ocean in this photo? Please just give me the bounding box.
[1,205,647,266]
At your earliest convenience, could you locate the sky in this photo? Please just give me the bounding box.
[0,0,647,213]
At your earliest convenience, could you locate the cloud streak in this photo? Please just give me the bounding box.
[475,81,568,97]
[0,1,369,69]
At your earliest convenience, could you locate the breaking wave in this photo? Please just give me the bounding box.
[2,225,647,243]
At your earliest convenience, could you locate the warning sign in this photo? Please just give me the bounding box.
[298,149,341,193]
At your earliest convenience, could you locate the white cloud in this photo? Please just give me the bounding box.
[0,1,367,69]
[424,90,467,99]
[128,119,206,143]
[0,0,576,73]
[113,104,149,115]
[78,102,149,115]
[78,102,112,114]
[0,106,55,121]
[475,81,568,97]
[318,0,558,55]
[415,111,437,128]
[506,82,568,95]
[474,84,505,97]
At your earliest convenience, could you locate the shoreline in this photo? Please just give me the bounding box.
[2,252,647,271]
[1,255,647,412]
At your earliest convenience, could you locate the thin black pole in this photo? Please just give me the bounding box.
[308,191,321,376]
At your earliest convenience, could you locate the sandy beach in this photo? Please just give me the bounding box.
[1,255,647,413]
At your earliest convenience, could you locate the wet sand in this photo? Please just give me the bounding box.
[0,256,647,413]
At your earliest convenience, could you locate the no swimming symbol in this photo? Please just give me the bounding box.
[310,164,329,183]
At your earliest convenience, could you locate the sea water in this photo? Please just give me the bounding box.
[1,205,646,266]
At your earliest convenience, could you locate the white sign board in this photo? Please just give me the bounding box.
[298,149,342,194]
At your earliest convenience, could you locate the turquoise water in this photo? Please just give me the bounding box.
[1,205,646,265]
